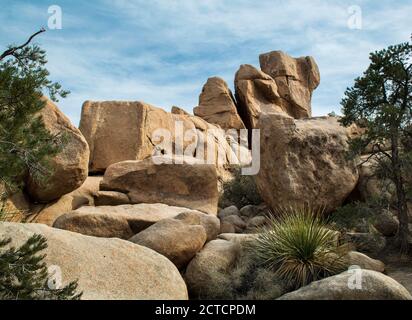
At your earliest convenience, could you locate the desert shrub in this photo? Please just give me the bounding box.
[251,206,349,290]
[219,169,262,208]
[0,234,82,300]
[329,201,383,232]
[193,244,286,300]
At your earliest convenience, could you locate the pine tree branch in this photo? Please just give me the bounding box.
[0,28,46,61]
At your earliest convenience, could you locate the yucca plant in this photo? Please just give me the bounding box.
[251,206,349,290]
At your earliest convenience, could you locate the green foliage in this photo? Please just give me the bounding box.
[329,202,378,232]
[251,206,349,290]
[192,244,286,300]
[0,234,82,300]
[219,169,262,208]
[0,34,69,190]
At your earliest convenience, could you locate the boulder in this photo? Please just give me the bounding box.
[53,203,199,239]
[26,98,90,202]
[175,211,220,242]
[239,204,267,218]
[234,64,285,129]
[184,239,239,298]
[374,210,399,237]
[259,51,320,118]
[30,176,102,226]
[221,215,247,233]
[0,223,188,300]
[218,205,240,219]
[79,101,197,173]
[129,213,207,269]
[256,113,359,213]
[93,191,130,206]
[194,77,245,130]
[344,251,385,273]
[100,156,219,215]
[218,233,259,244]
[278,270,411,300]
[246,216,268,230]
[345,232,387,255]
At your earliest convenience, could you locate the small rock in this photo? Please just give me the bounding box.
[218,233,259,244]
[218,206,240,219]
[240,205,261,218]
[345,251,385,273]
[220,222,236,234]
[246,216,268,230]
[221,215,247,233]
[175,211,220,242]
[374,210,399,237]
[129,213,207,269]
[94,191,130,206]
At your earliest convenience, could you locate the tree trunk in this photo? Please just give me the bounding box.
[391,135,410,254]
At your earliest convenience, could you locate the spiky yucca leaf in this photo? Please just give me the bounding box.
[251,206,349,289]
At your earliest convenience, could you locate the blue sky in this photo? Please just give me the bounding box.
[1,0,411,126]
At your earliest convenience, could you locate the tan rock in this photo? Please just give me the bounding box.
[100,156,219,215]
[26,98,90,202]
[259,51,320,118]
[53,203,196,239]
[30,176,102,226]
[175,211,220,242]
[184,239,239,297]
[0,222,188,300]
[129,213,207,269]
[94,191,130,206]
[256,113,359,213]
[194,77,245,130]
[345,251,385,273]
[278,270,411,300]
[235,64,284,129]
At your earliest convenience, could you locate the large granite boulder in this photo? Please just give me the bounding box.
[278,270,411,300]
[0,223,188,300]
[129,212,208,269]
[194,77,245,130]
[259,50,320,118]
[100,156,219,215]
[53,203,201,239]
[256,113,359,213]
[26,98,89,202]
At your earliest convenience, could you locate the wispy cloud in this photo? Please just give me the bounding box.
[1,0,411,125]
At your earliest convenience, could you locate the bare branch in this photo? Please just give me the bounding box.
[0,28,46,61]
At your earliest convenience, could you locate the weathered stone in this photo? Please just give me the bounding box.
[278,270,411,300]
[129,213,208,269]
[256,113,359,213]
[345,251,385,273]
[218,233,259,244]
[374,210,399,237]
[27,98,89,202]
[345,232,387,255]
[221,215,247,233]
[184,239,239,298]
[0,223,188,300]
[175,211,220,242]
[218,205,240,219]
[94,191,130,206]
[100,156,219,215]
[53,203,198,239]
[194,77,245,130]
[259,51,320,118]
[246,216,268,230]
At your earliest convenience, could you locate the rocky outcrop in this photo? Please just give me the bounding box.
[129,212,208,269]
[278,270,411,300]
[256,113,359,213]
[53,203,198,239]
[80,101,250,174]
[259,51,320,118]
[100,156,219,215]
[235,64,285,129]
[0,223,188,300]
[26,98,89,202]
[194,77,245,130]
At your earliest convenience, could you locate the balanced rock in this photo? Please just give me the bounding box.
[0,223,188,300]
[27,98,89,202]
[256,113,359,213]
[100,156,219,215]
[53,203,199,239]
[129,212,208,269]
[278,270,411,300]
[259,51,320,118]
[194,77,245,130]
